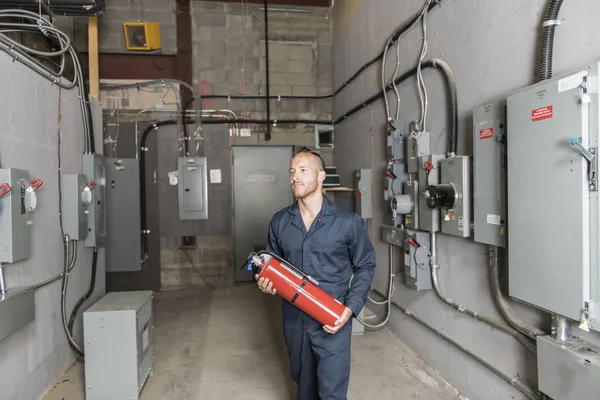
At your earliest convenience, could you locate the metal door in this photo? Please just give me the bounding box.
[233,146,293,282]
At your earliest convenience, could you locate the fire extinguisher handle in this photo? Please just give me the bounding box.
[257,250,320,286]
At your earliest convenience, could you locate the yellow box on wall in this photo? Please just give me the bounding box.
[123,21,162,51]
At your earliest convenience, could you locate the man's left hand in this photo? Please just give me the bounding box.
[323,307,353,334]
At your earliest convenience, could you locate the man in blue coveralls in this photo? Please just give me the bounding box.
[255,147,376,400]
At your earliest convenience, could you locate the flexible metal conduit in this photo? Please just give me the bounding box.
[429,233,537,354]
[371,287,538,400]
[539,0,564,81]
[489,246,547,339]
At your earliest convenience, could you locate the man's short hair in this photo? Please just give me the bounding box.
[296,146,326,172]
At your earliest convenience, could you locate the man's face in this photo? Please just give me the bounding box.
[289,152,325,199]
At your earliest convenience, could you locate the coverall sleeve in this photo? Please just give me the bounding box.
[345,214,376,317]
[266,218,283,257]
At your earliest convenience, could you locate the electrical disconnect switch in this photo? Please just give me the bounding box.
[0,168,32,263]
[418,154,445,233]
[60,174,90,241]
[403,230,431,291]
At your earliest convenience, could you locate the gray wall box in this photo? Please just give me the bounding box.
[404,230,431,291]
[83,153,107,248]
[60,174,89,241]
[84,291,154,400]
[105,159,143,272]
[356,168,372,219]
[507,65,594,322]
[440,156,471,238]
[0,287,34,343]
[0,168,31,263]
[537,335,600,399]
[178,157,208,220]
[473,101,506,247]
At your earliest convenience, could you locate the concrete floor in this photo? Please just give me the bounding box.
[43,285,461,400]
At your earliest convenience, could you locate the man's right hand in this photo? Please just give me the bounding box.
[255,275,277,295]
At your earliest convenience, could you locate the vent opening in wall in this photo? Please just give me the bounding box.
[181,236,196,248]
[315,124,334,149]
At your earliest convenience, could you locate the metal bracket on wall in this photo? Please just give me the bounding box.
[590,147,598,192]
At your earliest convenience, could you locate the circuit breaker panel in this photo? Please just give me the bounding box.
[178,157,208,220]
[105,159,143,272]
[506,64,598,325]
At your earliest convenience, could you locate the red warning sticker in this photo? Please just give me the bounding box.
[532,106,553,122]
[479,128,493,140]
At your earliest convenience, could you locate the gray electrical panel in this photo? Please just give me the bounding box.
[0,168,30,263]
[506,64,597,323]
[404,230,431,291]
[0,287,34,343]
[60,174,90,241]
[355,169,372,219]
[105,159,143,272]
[84,291,154,400]
[418,154,444,233]
[178,157,208,220]
[440,156,471,238]
[83,153,106,248]
[473,101,506,247]
[404,180,419,229]
[407,132,430,174]
[537,335,600,399]
[381,225,404,247]
[387,119,405,161]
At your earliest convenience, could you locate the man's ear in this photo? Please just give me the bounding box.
[318,170,326,183]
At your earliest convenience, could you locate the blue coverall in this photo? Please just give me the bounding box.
[266,194,376,400]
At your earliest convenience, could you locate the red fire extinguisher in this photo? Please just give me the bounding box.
[248,251,346,327]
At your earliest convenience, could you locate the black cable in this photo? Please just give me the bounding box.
[67,248,98,335]
[539,0,564,81]
[263,0,271,141]
[181,247,216,290]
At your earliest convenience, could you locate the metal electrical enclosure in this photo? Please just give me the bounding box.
[0,168,30,263]
[83,154,106,248]
[60,174,89,241]
[537,335,600,399]
[0,287,34,343]
[440,156,471,238]
[84,291,154,400]
[356,169,372,219]
[506,65,596,323]
[418,154,444,233]
[178,157,208,220]
[473,101,506,247]
[404,230,431,290]
[105,159,143,272]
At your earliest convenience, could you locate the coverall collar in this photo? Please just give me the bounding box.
[288,193,336,234]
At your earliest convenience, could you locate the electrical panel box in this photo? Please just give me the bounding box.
[83,154,106,248]
[0,287,34,343]
[105,159,143,272]
[473,101,506,247]
[387,119,405,161]
[537,335,600,399]
[506,63,598,324]
[355,169,372,219]
[404,180,419,229]
[84,291,154,400]
[407,132,430,174]
[178,157,208,220]
[440,156,471,238]
[381,225,404,247]
[418,154,444,233]
[0,168,30,263]
[404,230,431,291]
[60,174,90,241]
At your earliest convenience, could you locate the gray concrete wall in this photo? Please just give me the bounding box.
[0,53,106,400]
[332,0,600,399]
